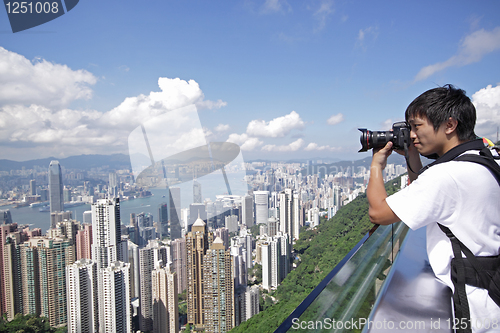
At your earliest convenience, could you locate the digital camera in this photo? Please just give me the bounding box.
[358,121,410,152]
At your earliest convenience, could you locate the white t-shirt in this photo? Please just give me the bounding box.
[386,156,500,332]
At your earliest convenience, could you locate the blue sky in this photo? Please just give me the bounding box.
[1,0,500,162]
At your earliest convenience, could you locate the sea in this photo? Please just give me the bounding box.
[4,171,250,233]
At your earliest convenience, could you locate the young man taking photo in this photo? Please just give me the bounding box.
[367,85,500,333]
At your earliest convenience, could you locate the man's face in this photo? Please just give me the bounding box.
[408,115,449,157]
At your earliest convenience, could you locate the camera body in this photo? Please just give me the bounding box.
[358,121,410,152]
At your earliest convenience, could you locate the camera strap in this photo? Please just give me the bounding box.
[403,141,417,174]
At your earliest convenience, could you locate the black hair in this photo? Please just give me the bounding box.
[405,84,477,141]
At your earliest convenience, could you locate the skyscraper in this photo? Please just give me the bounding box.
[193,179,202,203]
[76,224,92,260]
[279,189,294,243]
[108,172,118,198]
[169,187,182,240]
[152,266,179,333]
[49,160,64,213]
[3,232,23,321]
[241,195,254,228]
[98,261,132,333]
[253,191,269,225]
[16,237,75,327]
[30,179,36,196]
[186,216,213,328]
[0,222,18,315]
[171,237,187,292]
[158,202,168,239]
[202,237,234,333]
[66,259,99,333]
[91,198,124,270]
[139,240,170,332]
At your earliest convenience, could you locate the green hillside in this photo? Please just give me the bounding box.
[231,177,402,333]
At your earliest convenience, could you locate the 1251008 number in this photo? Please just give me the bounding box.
[5,2,59,14]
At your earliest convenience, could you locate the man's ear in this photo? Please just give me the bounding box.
[444,117,459,135]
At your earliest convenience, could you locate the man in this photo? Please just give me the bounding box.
[367,85,500,333]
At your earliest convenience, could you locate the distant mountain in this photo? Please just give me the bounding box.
[0,154,132,172]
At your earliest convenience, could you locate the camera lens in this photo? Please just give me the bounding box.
[358,129,394,152]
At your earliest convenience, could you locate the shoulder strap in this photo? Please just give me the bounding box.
[432,141,500,332]
[418,139,486,175]
[438,224,472,332]
[454,148,500,186]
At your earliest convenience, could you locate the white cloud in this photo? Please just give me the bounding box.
[356,26,379,50]
[246,111,305,137]
[0,47,97,108]
[226,133,263,151]
[415,27,500,81]
[215,124,230,132]
[262,138,304,152]
[313,0,334,32]
[472,84,500,140]
[101,77,226,131]
[261,0,291,14]
[0,48,227,159]
[304,142,341,151]
[327,113,344,125]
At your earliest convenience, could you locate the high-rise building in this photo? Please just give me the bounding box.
[30,179,36,196]
[261,234,288,291]
[292,193,301,240]
[50,210,72,230]
[253,191,269,225]
[98,261,132,333]
[230,243,247,289]
[278,189,293,242]
[76,224,92,260]
[127,240,140,299]
[214,227,229,250]
[82,211,92,224]
[244,285,260,322]
[158,203,168,240]
[15,237,75,327]
[193,179,202,203]
[241,195,254,228]
[171,237,187,292]
[3,232,23,320]
[66,259,99,333]
[169,187,182,240]
[49,160,64,213]
[91,198,124,270]
[37,237,74,327]
[261,239,278,290]
[152,266,179,333]
[0,209,13,225]
[139,240,170,332]
[186,216,213,328]
[188,203,206,231]
[0,222,18,315]
[202,237,234,333]
[225,215,238,233]
[108,172,118,198]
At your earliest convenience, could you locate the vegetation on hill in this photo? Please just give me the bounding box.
[0,314,67,333]
[231,177,402,333]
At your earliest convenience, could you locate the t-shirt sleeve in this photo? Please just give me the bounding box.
[385,165,458,230]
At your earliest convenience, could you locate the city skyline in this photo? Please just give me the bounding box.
[0,2,499,163]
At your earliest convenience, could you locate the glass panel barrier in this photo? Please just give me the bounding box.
[279,222,408,333]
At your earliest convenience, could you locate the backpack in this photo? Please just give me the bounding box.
[418,139,500,333]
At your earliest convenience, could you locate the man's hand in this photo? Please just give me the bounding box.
[367,141,401,225]
[371,141,393,171]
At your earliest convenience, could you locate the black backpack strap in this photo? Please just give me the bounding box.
[438,224,472,333]
[454,147,500,186]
